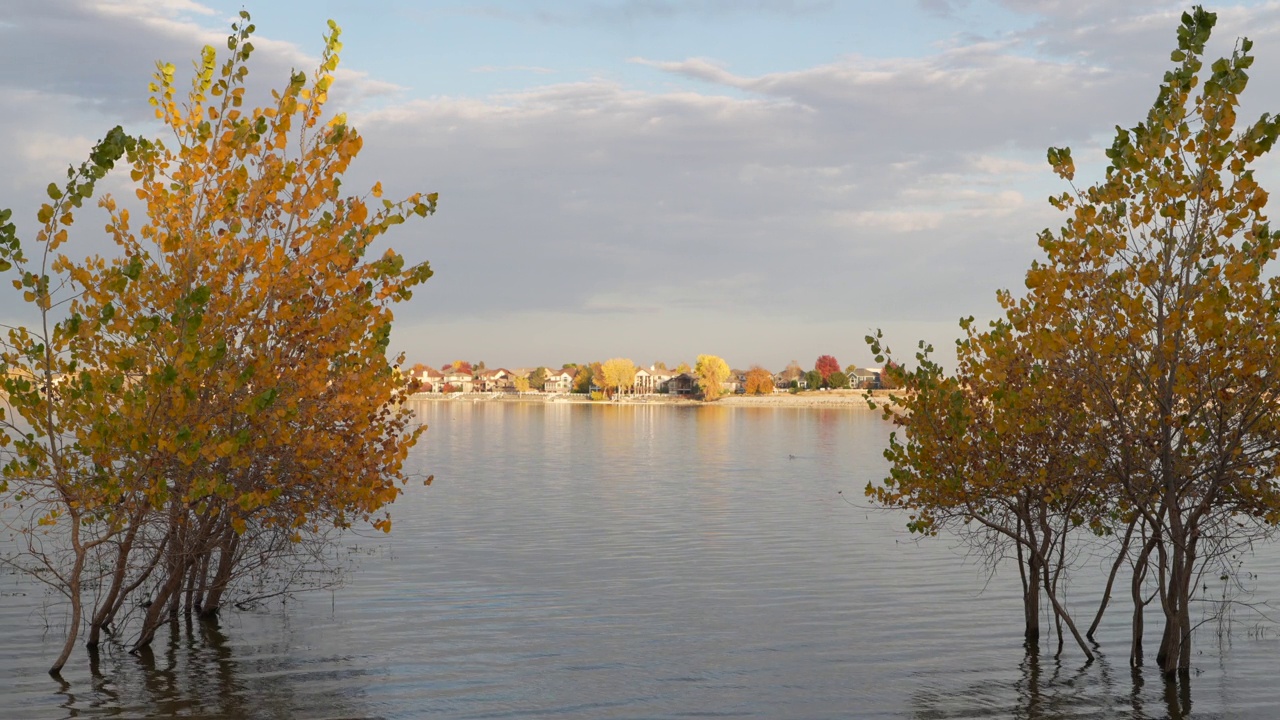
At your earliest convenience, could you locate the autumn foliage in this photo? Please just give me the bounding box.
[813,355,840,384]
[867,8,1280,677]
[694,354,730,401]
[0,14,434,671]
[600,357,637,397]
[743,366,774,395]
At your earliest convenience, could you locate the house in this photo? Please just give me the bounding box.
[634,366,674,394]
[775,365,805,389]
[544,368,575,393]
[850,367,882,389]
[475,368,513,392]
[441,366,474,393]
[415,366,445,392]
[669,372,698,396]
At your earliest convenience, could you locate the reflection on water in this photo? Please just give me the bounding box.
[907,650,1209,720]
[1,400,1278,719]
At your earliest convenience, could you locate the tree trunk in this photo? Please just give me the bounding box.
[1088,517,1137,641]
[49,529,85,675]
[1130,535,1157,667]
[132,563,185,652]
[199,530,240,618]
[87,520,141,648]
[1024,553,1042,644]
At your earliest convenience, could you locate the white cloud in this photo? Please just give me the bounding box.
[5,0,1280,367]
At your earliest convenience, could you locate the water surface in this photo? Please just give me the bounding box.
[2,400,1278,718]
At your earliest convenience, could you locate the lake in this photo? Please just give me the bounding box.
[2,400,1279,718]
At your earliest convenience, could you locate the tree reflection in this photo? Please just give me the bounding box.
[51,614,369,719]
[908,647,1197,719]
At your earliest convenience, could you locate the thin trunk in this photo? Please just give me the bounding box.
[1041,559,1094,661]
[49,522,85,675]
[1159,512,1191,675]
[133,516,190,652]
[102,532,170,635]
[1131,535,1157,666]
[200,530,240,618]
[1017,513,1040,643]
[1088,517,1137,641]
[194,547,210,613]
[1024,553,1041,644]
[88,518,142,648]
[131,562,185,652]
[1034,511,1092,661]
[183,553,198,614]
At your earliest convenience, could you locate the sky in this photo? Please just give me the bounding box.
[3,1,1280,371]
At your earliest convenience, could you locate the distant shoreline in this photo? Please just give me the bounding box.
[408,389,898,410]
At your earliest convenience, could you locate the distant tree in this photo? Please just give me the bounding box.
[445,360,472,375]
[695,354,731,401]
[828,371,849,389]
[653,360,668,371]
[815,355,840,383]
[601,358,637,397]
[588,361,604,391]
[879,361,901,390]
[474,360,486,371]
[744,366,774,395]
[512,376,530,393]
[804,369,823,390]
[675,361,691,374]
[780,360,804,384]
[529,367,548,391]
[572,365,593,394]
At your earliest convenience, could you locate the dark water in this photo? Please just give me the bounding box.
[2,401,1278,719]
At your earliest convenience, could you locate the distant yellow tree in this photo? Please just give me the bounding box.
[600,357,637,397]
[513,376,530,392]
[694,354,730,401]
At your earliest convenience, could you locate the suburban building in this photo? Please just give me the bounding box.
[544,368,575,393]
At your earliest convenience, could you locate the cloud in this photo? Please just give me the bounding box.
[528,0,836,25]
[5,0,1280,368]
[471,65,557,74]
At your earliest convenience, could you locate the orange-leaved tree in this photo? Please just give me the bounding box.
[743,366,774,395]
[0,13,435,671]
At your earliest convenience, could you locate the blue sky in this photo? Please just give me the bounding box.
[191,1,1034,98]
[3,1,1280,371]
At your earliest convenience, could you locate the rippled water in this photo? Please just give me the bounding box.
[3,400,1279,719]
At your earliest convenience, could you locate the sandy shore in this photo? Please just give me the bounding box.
[410,389,898,410]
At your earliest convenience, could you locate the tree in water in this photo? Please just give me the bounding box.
[0,13,436,672]
[866,6,1280,677]
[1020,6,1280,675]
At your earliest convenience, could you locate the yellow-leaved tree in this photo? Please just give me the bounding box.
[866,7,1280,681]
[600,357,637,397]
[0,13,435,672]
[694,354,729,401]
